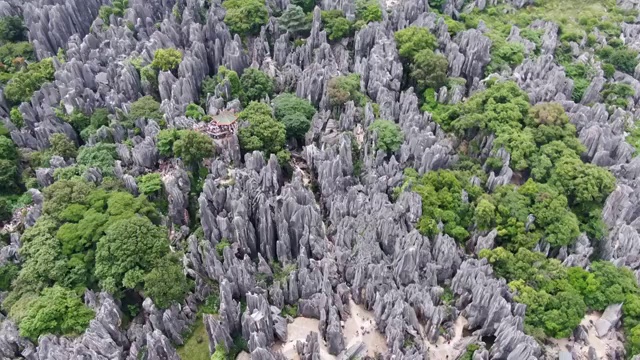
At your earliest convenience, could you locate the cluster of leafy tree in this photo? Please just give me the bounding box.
[2,178,190,339]
[481,247,640,349]
[4,57,55,105]
[0,16,33,85]
[394,26,448,92]
[185,103,209,121]
[237,102,287,157]
[0,130,23,222]
[564,62,597,103]
[151,48,183,72]
[368,119,403,154]
[200,66,274,105]
[327,74,367,107]
[600,82,635,110]
[272,93,316,142]
[434,81,614,239]
[57,107,111,142]
[222,0,269,36]
[157,129,215,169]
[320,1,382,41]
[279,5,312,36]
[98,0,129,25]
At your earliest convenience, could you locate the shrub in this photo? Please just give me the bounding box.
[77,143,118,176]
[368,119,403,153]
[601,82,635,109]
[129,96,163,122]
[395,26,437,61]
[486,41,525,74]
[50,134,77,159]
[0,16,27,43]
[356,0,383,23]
[137,173,163,196]
[237,102,286,155]
[410,49,449,91]
[282,113,311,141]
[240,68,274,103]
[222,0,269,36]
[321,10,353,41]
[9,107,23,128]
[185,103,208,121]
[327,74,366,107]
[291,0,315,12]
[151,48,183,72]
[4,58,55,105]
[19,286,94,340]
[279,5,311,34]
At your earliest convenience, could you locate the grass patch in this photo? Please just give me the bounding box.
[176,317,210,360]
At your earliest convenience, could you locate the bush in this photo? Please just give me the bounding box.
[9,107,23,128]
[185,103,208,121]
[19,286,94,340]
[281,113,311,141]
[368,119,403,153]
[601,82,635,109]
[4,58,55,105]
[327,74,366,107]
[601,46,639,75]
[201,66,243,104]
[151,48,183,72]
[486,41,525,74]
[410,49,449,91]
[273,93,316,141]
[321,10,353,41]
[129,96,163,122]
[0,41,34,69]
[237,102,286,155]
[395,26,437,61]
[77,143,118,176]
[279,5,311,34]
[356,0,383,23]
[137,173,163,195]
[291,0,315,12]
[50,133,77,159]
[223,0,269,36]
[240,68,274,103]
[0,16,27,43]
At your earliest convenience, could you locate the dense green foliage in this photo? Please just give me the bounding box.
[0,136,20,193]
[355,0,383,24]
[201,66,243,104]
[273,93,316,141]
[279,5,311,35]
[394,26,437,61]
[222,0,269,36]
[368,119,403,154]
[136,173,163,196]
[157,129,214,168]
[128,96,163,122]
[237,102,286,155]
[19,285,94,340]
[77,143,118,176]
[327,74,366,107]
[4,58,55,105]
[240,68,274,104]
[151,48,183,72]
[185,103,208,121]
[410,49,449,92]
[0,16,27,43]
[98,0,129,24]
[50,134,77,159]
[321,10,353,41]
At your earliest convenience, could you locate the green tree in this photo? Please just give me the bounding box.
[395,26,437,61]
[281,113,311,141]
[292,0,315,12]
[279,5,311,34]
[95,217,169,294]
[549,157,616,207]
[368,119,403,153]
[273,93,316,122]
[0,136,19,193]
[0,16,27,43]
[129,96,163,122]
[486,42,525,74]
[143,254,190,308]
[90,108,110,129]
[356,0,382,23]
[4,58,55,105]
[201,66,244,104]
[185,103,207,121]
[0,263,19,291]
[474,198,495,230]
[327,74,366,107]
[136,173,163,196]
[50,133,77,159]
[173,130,215,168]
[628,325,640,358]
[9,107,23,128]
[223,0,269,36]
[157,129,180,157]
[321,10,353,41]
[605,47,639,75]
[77,143,118,176]
[240,68,274,103]
[19,285,94,340]
[237,102,286,155]
[410,49,449,92]
[151,48,183,72]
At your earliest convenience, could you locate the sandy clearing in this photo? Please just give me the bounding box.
[547,312,624,359]
[426,316,469,360]
[270,299,388,359]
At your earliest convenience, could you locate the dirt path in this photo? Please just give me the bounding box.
[426,316,469,360]
[270,299,388,359]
